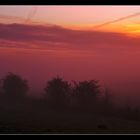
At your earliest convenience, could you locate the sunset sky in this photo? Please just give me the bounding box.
[0,6,140,103]
[0,6,140,33]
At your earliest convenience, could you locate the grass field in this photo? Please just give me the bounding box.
[0,107,140,134]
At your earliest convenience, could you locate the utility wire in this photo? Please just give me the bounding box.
[93,12,140,29]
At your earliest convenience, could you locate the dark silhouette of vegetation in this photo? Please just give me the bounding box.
[0,79,2,94]
[0,72,139,134]
[44,76,71,108]
[2,72,29,100]
[72,80,101,109]
[103,88,112,106]
[102,88,114,110]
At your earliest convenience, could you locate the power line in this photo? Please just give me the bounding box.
[93,12,140,29]
[25,7,38,24]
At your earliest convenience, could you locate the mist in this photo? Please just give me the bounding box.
[1,47,140,107]
[0,23,140,106]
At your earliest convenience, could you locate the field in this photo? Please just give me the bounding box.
[0,107,140,134]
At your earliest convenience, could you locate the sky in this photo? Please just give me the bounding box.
[0,6,140,104]
[0,6,140,32]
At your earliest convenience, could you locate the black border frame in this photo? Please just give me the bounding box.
[0,0,140,5]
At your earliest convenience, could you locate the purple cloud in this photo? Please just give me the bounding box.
[0,23,140,51]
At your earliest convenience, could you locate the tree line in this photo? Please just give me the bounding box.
[0,72,112,110]
[0,72,140,122]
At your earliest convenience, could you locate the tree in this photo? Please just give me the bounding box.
[103,88,113,108]
[100,87,114,115]
[0,79,3,94]
[44,76,71,108]
[72,80,101,109]
[2,72,29,100]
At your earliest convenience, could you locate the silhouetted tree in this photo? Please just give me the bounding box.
[2,72,29,100]
[0,79,4,103]
[98,87,115,115]
[0,79,2,94]
[103,88,113,108]
[44,76,71,108]
[72,80,101,109]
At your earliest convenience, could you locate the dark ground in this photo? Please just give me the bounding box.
[0,105,140,134]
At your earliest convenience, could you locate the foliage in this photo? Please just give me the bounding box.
[2,72,29,99]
